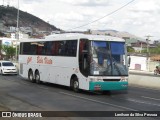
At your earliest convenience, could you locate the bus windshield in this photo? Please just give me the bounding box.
[90,41,128,76]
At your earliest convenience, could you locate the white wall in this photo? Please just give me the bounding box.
[129,56,147,71]
[0,37,16,46]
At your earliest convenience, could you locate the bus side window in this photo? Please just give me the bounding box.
[30,44,37,55]
[67,40,77,56]
[60,41,66,55]
[58,41,63,55]
[23,42,31,55]
[51,42,56,55]
[55,42,60,55]
[37,46,42,55]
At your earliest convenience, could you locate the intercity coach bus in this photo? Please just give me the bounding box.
[19,33,128,92]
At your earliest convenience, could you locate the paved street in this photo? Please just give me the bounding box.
[0,74,160,120]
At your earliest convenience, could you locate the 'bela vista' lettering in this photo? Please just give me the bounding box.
[37,56,43,63]
[27,57,32,64]
[44,57,52,64]
[37,56,52,64]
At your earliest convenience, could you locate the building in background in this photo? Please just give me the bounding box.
[129,54,147,71]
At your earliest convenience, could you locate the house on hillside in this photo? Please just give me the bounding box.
[0,20,4,32]
[131,40,157,53]
[131,41,147,52]
[20,27,33,35]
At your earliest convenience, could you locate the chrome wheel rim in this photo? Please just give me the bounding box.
[36,74,40,81]
[29,73,33,80]
[73,81,78,89]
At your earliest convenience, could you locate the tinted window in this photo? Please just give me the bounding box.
[57,40,77,56]
[39,41,53,55]
[20,42,37,55]
[30,43,37,55]
[36,42,45,55]
[20,40,77,57]
[20,42,30,54]
[2,62,14,66]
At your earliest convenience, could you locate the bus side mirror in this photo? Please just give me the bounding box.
[128,56,131,67]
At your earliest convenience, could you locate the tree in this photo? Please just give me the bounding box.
[0,32,5,37]
[150,45,160,54]
[0,45,16,60]
[127,46,135,53]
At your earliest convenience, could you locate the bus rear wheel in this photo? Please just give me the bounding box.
[28,70,35,83]
[71,77,80,92]
[35,71,41,84]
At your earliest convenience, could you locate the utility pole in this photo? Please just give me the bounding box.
[145,35,153,54]
[145,35,153,71]
[15,0,19,62]
[7,0,10,6]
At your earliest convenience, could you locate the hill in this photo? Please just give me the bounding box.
[0,5,60,33]
[91,29,141,39]
[90,29,142,45]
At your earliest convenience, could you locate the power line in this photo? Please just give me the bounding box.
[67,0,135,31]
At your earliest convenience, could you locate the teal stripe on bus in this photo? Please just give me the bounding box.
[89,81,128,91]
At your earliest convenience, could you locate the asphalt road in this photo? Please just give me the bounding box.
[129,71,159,77]
[0,74,160,120]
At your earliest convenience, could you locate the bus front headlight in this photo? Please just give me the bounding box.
[120,77,128,82]
[90,78,97,82]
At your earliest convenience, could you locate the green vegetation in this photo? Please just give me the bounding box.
[142,45,160,54]
[127,46,135,53]
[0,45,16,60]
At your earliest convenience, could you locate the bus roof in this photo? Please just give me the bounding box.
[20,33,125,42]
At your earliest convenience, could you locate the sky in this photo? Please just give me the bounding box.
[1,0,160,40]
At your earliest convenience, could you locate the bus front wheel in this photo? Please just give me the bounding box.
[71,77,80,92]
[28,70,35,83]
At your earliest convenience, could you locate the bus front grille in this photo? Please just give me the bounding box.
[103,79,120,81]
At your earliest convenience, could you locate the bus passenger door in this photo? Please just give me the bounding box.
[79,39,89,77]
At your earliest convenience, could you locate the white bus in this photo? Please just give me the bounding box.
[19,33,128,92]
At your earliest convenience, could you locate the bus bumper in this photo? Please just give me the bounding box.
[89,81,128,91]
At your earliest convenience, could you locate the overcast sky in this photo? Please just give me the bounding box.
[1,0,160,40]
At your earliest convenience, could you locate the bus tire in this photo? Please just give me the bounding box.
[28,70,35,83]
[35,70,41,84]
[71,77,80,92]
